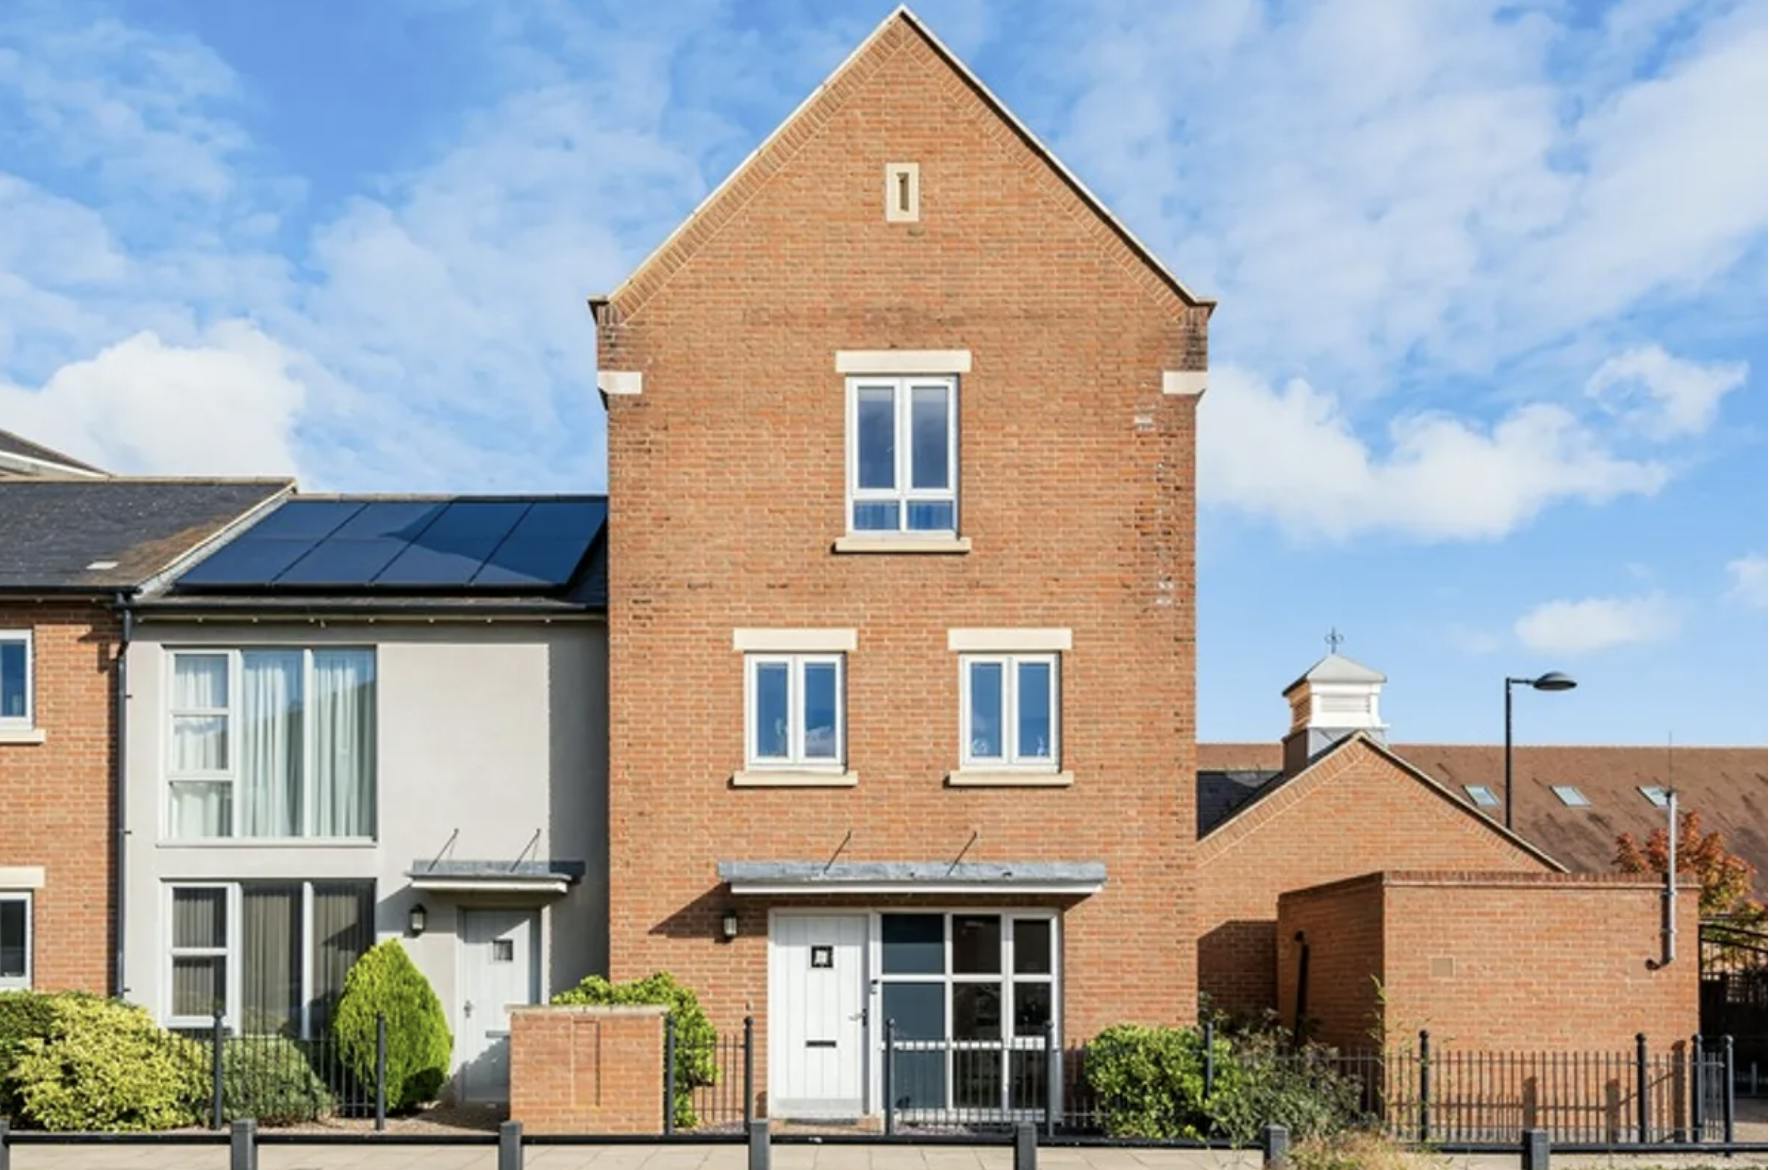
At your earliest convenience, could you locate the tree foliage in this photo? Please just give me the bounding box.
[332,940,453,1109]
[1615,809,1764,923]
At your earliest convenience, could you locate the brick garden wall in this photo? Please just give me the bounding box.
[0,600,117,993]
[1276,872,1700,1052]
[600,13,1207,1110]
[1196,738,1554,1019]
[509,1005,667,1134]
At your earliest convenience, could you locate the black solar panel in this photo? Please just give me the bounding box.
[175,496,604,593]
[473,499,607,587]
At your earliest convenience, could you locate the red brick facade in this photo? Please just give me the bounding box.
[1275,872,1700,1052]
[0,600,117,993]
[599,9,1208,1093]
[509,1006,667,1134]
[1195,737,1556,1018]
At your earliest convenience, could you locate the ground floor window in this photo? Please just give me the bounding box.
[167,880,374,1036]
[0,892,30,989]
[878,911,1057,1114]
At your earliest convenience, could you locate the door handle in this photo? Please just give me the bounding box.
[850,1007,869,1025]
[464,999,474,1018]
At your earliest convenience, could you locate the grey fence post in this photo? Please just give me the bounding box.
[1015,1121,1037,1170]
[883,1017,897,1137]
[1203,1018,1216,1102]
[1417,1030,1431,1144]
[499,1119,523,1170]
[743,1015,756,1127]
[1635,1032,1650,1144]
[1691,1034,1705,1141]
[1261,1123,1290,1167]
[1720,1033,1734,1146]
[1,1117,10,1170]
[375,1012,388,1132]
[211,1007,226,1130]
[748,1118,771,1170]
[1043,1020,1058,1138]
[230,1119,257,1170]
[663,1012,678,1135]
[1520,1128,1548,1170]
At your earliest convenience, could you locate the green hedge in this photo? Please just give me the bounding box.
[4,996,207,1131]
[222,1037,335,1125]
[332,940,452,1110]
[552,972,715,1127]
[0,990,80,1119]
[1085,1021,1361,1143]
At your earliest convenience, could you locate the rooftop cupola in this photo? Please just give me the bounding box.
[1281,648,1387,775]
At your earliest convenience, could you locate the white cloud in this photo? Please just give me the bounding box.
[1725,555,1767,607]
[1513,593,1681,654]
[0,322,308,476]
[1586,345,1748,439]
[1199,364,1668,541]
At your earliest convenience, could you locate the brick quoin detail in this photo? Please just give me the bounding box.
[600,12,1206,1107]
[510,1006,667,1134]
[0,601,117,994]
[1275,872,1700,1053]
[1195,738,1556,1018]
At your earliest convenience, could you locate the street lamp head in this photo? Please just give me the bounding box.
[1531,671,1577,692]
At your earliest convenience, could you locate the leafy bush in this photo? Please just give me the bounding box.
[222,1037,335,1125]
[1085,1020,1362,1142]
[6,996,206,1131]
[553,972,715,1127]
[0,990,84,1119]
[332,940,452,1110]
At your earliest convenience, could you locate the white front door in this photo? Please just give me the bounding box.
[457,909,538,1104]
[769,913,868,1118]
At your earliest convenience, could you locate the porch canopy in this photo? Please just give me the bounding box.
[717,859,1106,897]
[406,859,585,897]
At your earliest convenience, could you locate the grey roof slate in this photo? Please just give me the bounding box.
[0,429,107,476]
[1284,652,1387,692]
[0,479,292,591]
[717,860,1108,887]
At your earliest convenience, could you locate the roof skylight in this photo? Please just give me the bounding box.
[1464,785,1499,808]
[1552,785,1591,807]
[1638,786,1671,807]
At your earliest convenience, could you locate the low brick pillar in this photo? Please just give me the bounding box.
[510,1004,667,1134]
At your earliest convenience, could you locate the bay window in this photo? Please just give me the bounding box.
[167,880,374,1036]
[167,648,376,840]
[846,376,957,536]
[960,654,1058,770]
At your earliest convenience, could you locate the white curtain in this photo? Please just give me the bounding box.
[312,650,375,837]
[240,652,303,837]
[171,655,230,837]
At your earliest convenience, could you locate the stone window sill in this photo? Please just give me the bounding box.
[0,728,46,746]
[946,770,1073,788]
[832,535,971,555]
[731,770,859,788]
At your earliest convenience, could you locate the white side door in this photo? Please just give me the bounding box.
[769,913,869,1118]
[457,909,538,1104]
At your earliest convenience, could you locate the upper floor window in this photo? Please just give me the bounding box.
[167,647,376,841]
[846,376,957,536]
[960,653,1058,770]
[0,630,32,730]
[746,653,844,770]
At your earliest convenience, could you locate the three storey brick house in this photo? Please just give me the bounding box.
[596,7,1212,1119]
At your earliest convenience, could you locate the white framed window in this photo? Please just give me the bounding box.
[960,653,1058,770]
[0,630,33,730]
[846,375,957,536]
[746,653,844,770]
[166,647,376,841]
[0,892,31,990]
[166,880,374,1036]
[876,910,1059,1116]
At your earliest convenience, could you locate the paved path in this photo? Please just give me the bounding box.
[9,1143,1768,1170]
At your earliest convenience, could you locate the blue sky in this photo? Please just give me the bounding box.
[0,0,1763,746]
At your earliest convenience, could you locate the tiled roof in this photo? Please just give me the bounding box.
[0,478,292,591]
[0,428,106,477]
[1199,740,1768,896]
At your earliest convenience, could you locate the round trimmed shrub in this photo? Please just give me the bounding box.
[332,940,452,1109]
[552,972,715,1127]
[222,1036,335,1124]
[6,996,207,1131]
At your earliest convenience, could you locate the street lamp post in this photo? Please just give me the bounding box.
[1504,672,1577,829]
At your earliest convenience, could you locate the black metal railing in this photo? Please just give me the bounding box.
[174,1009,389,1129]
